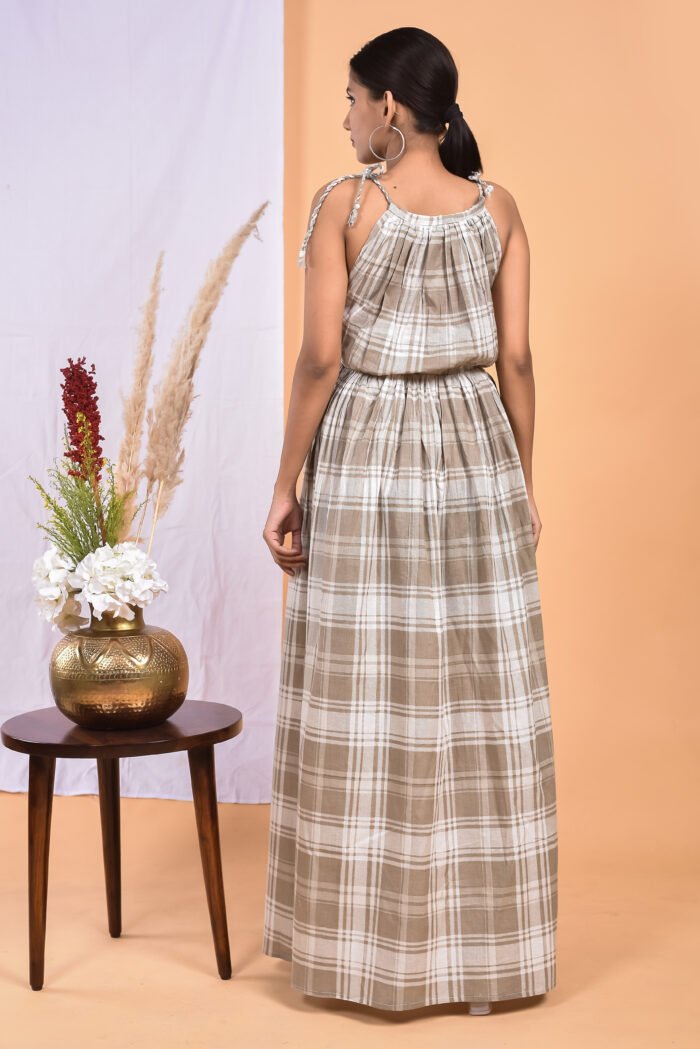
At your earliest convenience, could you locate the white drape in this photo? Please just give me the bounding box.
[0,0,284,800]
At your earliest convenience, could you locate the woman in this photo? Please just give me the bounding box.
[262,27,558,1014]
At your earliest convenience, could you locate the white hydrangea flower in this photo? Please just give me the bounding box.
[31,544,75,625]
[67,541,168,620]
[53,592,89,633]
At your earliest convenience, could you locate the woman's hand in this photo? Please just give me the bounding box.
[262,487,309,577]
[527,489,542,550]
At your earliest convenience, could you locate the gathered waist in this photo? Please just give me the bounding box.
[339,362,495,384]
[341,362,487,377]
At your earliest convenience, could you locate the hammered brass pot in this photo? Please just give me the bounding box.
[49,604,189,730]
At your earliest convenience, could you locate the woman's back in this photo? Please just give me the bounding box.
[299,165,502,377]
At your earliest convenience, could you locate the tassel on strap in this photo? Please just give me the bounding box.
[347,163,384,228]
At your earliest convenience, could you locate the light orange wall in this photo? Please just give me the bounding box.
[283,3,700,868]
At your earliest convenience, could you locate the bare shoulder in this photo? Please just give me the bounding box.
[482,179,521,218]
[481,178,528,259]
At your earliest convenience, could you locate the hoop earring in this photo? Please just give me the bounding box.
[368,123,406,164]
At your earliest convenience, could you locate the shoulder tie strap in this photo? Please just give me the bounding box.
[297,163,387,268]
[349,163,392,222]
[467,170,494,198]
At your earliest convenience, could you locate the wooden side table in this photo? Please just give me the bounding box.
[1,699,243,990]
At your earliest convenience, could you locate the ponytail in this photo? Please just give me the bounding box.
[438,102,483,180]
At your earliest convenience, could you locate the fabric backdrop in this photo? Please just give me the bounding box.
[0,0,284,800]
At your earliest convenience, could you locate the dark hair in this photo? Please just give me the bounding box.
[349,27,484,180]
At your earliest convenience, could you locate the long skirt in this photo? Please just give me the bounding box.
[262,363,558,1011]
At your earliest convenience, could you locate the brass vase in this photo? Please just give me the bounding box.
[49,604,189,730]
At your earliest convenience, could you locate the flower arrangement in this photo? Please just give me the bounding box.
[29,202,269,634]
[29,354,153,631]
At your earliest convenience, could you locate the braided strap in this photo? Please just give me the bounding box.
[297,164,385,268]
[297,175,348,268]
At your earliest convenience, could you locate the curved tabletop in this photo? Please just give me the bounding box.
[0,700,243,759]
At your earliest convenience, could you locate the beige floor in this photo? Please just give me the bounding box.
[0,790,697,1048]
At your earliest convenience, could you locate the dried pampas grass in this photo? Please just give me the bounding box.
[114,251,164,542]
[140,201,269,553]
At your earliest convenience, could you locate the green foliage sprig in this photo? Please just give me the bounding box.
[29,428,145,566]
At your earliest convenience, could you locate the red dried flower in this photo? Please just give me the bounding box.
[60,356,105,482]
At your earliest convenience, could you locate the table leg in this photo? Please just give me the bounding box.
[97,757,121,937]
[187,744,232,979]
[28,754,55,990]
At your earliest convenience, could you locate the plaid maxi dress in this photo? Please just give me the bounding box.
[262,164,558,1011]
